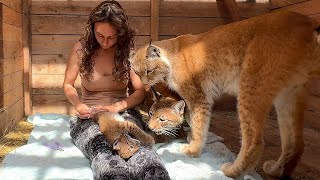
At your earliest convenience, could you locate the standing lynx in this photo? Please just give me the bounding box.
[129,11,320,178]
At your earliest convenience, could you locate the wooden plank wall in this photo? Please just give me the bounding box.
[271,0,320,130]
[0,0,24,137]
[31,0,270,115]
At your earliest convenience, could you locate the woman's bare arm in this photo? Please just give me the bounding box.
[63,42,90,117]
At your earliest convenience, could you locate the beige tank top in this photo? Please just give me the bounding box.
[81,69,128,107]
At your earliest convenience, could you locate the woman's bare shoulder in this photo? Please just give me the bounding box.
[67,41,83,66]
[72,41,83,52]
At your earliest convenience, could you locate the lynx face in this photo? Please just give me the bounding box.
[113,134,141,159]
[129,45,170,86]
[148,97,185,136]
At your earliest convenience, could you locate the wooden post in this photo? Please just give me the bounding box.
[222,0,241,22]
[23,0,32,116]
[150,0,160,41]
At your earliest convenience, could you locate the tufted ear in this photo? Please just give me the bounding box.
[146,44,161,59]
[112,139,120,151]
[150,86,163,101]
[172,100,185,115]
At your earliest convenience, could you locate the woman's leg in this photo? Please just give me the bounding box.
[69,116,131,180]
[127,146,170,180]
[119,110,171,180]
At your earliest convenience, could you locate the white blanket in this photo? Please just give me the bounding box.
[0,113,261,180]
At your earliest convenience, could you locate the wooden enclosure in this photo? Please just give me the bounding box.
[0,0,320,135]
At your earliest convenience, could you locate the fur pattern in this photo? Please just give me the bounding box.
[94,112,155,159]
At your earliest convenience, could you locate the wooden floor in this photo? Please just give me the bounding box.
[210,111,320,180]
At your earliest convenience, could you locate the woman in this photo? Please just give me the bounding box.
[63,1,170,179]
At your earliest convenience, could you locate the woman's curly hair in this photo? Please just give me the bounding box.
[79,0,135,83]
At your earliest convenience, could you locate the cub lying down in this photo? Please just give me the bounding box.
[94,112,155,159]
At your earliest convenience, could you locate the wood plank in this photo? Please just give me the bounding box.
[32,94,76,115]
[32,34,79,55]
[32,54,67,75]
[33,94,68,104]
[160,1,270,18]
[31,0,269,18]
[0,56,23,76]
[0,70,23,94]
[270,0,308,9]
[32,35,150,55]
[31,0,150,16]
[276,0,320,15]
[32,87,82,96]
[1,3,22,27]
[10,98,24,124]
[159,35,177,41]
[0,98,24,137]
[1,23,22,41]
[222,0,242,21]
[32,74,81,92]
[0,40,22,59]
[237,2,271,18]
[150,0,160,41]
[159,17,230,36]
[33,103,76,115]
[31,15,150,35]
[0,0,22,13]
[0,84,23,108]
[23,0,32,116]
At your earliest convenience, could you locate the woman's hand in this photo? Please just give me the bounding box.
[75,103,91,119]
[89,106,105,117]
[91,101,126,114]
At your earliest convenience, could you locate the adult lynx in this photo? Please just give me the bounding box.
[129,11,320,178]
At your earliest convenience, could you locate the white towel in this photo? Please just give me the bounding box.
[0,113,262,180]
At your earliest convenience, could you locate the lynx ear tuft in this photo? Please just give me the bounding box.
[172,100,185,115]
[112,139,121,151]
[146,44,161,59]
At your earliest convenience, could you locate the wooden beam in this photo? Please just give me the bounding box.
[150,0,160,41]
[222,0,241,22]
[22,0,32,116]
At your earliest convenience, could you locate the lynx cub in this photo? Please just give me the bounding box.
[94,112,155,159]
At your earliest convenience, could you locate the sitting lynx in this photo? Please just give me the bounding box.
[129,11,320,178]
[94,111,155,159]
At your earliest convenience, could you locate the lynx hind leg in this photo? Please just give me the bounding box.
[263,85,306,178]
[124,121,155,146]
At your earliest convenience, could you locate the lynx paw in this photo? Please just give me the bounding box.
[263,160,284,178]
[220,162,240,178]
[145,135,155,146]
[179,144,201,157]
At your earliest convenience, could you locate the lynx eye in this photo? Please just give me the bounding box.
[146,69,154,74]
[159,117,167,122]
[148,111,153,116]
